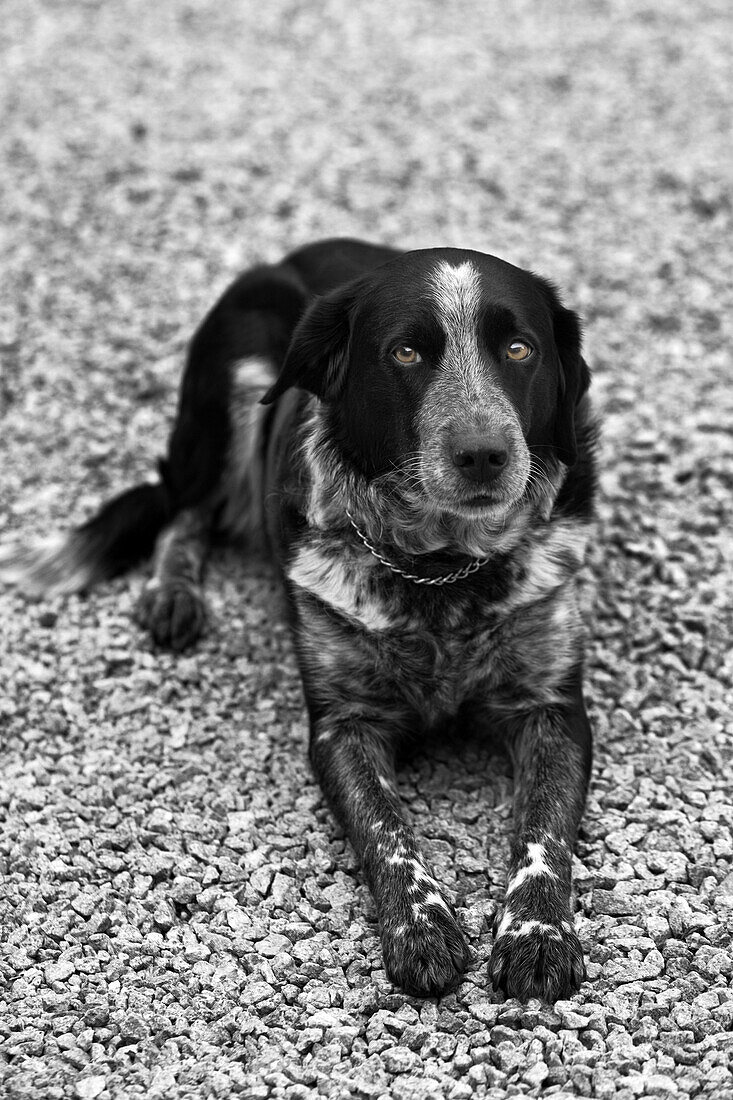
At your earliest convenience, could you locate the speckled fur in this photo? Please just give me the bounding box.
[257,243,597,1000]
[279,395,594,998]
[0,238,598,1002]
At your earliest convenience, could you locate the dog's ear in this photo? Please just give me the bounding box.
[260,280,361,405]
[537,279,591,467]
[552,305,591,467]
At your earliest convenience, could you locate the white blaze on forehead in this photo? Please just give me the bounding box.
[428,260,483,337]
[426,260,487,396]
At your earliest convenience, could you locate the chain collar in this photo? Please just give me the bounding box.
[346,510,488,586]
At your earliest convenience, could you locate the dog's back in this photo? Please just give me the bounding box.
[0,240,401,603]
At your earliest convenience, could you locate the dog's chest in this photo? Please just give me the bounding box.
[289,547,494,704]
[288,528,586,723]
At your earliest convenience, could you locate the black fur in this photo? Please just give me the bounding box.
[1,238,598,1001]
[76,481,173,580]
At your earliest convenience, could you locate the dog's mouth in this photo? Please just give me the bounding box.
[439,489,519,520]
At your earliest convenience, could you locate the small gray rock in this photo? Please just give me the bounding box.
[44,960,75,983]
[255,932,292,957]
[381,1046,421,1074]
[592,889,642,916]
[75,1077,106,1099]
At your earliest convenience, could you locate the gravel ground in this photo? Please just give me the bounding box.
[1,1,732,1097]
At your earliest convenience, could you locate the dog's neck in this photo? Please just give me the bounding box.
[299,403,562,561]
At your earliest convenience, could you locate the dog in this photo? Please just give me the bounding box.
[0,238,597,1001]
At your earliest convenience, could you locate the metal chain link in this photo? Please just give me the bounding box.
[346,511,487,586]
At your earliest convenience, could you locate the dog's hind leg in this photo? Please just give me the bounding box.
[132,263,308,646]
[309,714,472,997]
[135,506,213,651]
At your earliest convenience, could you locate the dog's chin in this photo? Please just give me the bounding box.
[433,492,519,524]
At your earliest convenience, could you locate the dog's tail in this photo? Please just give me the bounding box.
[0,478,173,597]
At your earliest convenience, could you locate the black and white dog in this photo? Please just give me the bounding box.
[1,238,597,1001]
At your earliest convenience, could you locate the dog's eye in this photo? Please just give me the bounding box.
[392,345,422,365]
[506,341,533,362]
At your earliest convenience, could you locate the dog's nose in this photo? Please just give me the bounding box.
[452,434,509,482]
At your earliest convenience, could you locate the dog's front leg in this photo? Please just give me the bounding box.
[309,714,471,996]
[489,681,591,1002]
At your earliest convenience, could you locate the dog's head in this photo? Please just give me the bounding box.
[262,248,590,523]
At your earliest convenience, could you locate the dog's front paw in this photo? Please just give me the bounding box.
[381,896,471,997]
[488,912,585,1002]
[136,580,206,651]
